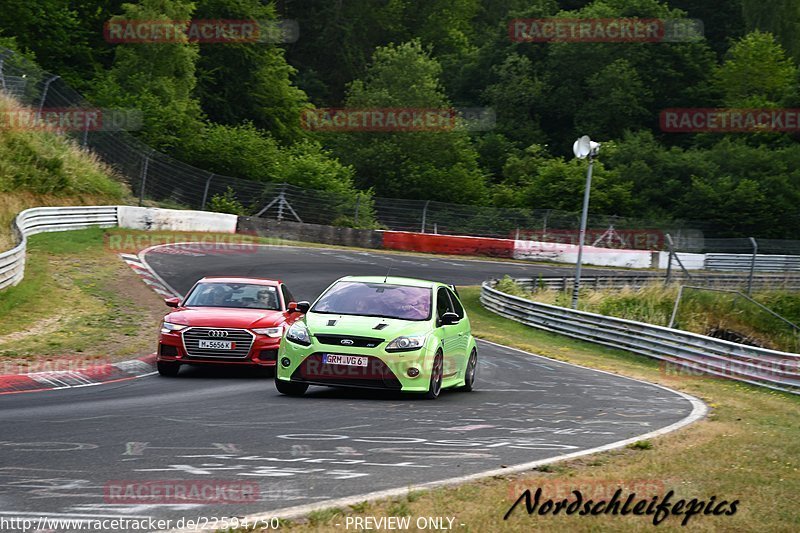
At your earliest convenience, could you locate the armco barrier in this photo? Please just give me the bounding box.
[0,206,119,290]
[480,279,800,395]
[706,253,800,272]
[383,231,514,257]
[514,274,800,291]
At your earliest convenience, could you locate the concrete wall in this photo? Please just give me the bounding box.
[513,240,654,268]
[237,217,383,249]
[657,251,706,270]
[119,206,237,233]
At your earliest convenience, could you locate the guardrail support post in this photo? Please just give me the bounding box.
[201,173,214,210]
[747,237,758,296]
[36,75,59,120]
[668,285,685,328]
[421,200,430,234]
[665,233,674,285]
[138,153,150,207]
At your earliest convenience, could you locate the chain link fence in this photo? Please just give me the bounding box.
[3,47,800,254]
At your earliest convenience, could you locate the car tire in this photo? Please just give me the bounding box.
[424,351,443,400]
[157,361,180,377]
[275,378,308,397]
[459,349,477,392]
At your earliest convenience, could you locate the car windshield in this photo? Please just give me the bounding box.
[312,281,431,321]
[182,282,281,310]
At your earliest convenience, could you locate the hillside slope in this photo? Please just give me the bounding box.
[0,93,129,249]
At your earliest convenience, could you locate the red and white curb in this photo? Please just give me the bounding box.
[119,252,180,298]
[0,354,157,395]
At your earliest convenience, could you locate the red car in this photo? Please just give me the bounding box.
[156,277,307,376]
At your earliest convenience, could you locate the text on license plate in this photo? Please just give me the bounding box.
[198,339,235,350]
[323,354,368,367]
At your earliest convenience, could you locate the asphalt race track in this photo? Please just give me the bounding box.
[0,245,701,530]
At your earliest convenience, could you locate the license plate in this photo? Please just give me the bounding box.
[323,354,368,367]
[198,339,235,350]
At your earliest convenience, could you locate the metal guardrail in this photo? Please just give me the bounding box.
[706,254,800,272]
[515,274,800,292]
[0,206,118,290]
[480,279,800,395]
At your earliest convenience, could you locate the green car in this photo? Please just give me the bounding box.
[275,276,478,399]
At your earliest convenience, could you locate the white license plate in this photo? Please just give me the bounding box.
[323,354,368,367]
[198,339,235,350]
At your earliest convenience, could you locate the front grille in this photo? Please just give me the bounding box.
[159,344,178,357]
[182,328,255,359]
[291,353,402,390]
[259,349,278,361]
[314,334,385,348]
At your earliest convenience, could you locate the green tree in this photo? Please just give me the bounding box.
[91,0,204,152]
[0,0,97,88]
[330,40,487,204]
[193,0,310,144]
[496,144,635,215]
[713,31,798,107]
[741,0,800,63]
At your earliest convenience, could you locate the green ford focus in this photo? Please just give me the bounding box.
[275,276,477,399]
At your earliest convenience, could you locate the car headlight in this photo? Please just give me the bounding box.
[386,335,426,352]
[252,326,283,337]
[161,322,188,334]
[285,322,311,346]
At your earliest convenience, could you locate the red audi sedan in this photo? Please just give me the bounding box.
[156,277,307,377]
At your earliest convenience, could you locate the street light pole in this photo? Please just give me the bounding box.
[572,152,595,309]
[571,135,600,310]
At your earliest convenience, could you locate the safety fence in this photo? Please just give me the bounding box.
[0,206,119,290]
[480,279,800,395]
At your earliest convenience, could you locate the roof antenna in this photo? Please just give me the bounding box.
[383,267,392,283]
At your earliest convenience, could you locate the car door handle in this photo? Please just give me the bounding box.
[458,332,465,336]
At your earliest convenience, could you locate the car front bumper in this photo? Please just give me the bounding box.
[276,339,434,392]
[157,331,279,367]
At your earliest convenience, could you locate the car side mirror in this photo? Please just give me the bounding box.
[293,301,310,314]
[440,312,460,326]
[165,297,181,308]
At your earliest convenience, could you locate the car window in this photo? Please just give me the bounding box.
[183,282,281,310]
[447,288,464,319]
[436,287,454,320]
[281,284,295,308]
[312,281,432,321]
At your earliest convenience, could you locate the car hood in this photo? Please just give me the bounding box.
[165,307,285,329]
[304,312,431,339]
